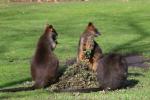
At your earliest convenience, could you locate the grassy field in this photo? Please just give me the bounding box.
[0,0,150,100]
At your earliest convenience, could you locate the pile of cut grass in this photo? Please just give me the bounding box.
[48,63,99,92]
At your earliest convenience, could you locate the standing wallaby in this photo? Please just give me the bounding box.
[0,24,59,92]
[31,24,59,88]
[77,22,103,71]
[96,54,128,90]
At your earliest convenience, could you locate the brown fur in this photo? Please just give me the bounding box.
[96,54,128,90]
[77,22,103,71]
[31,24,59,88]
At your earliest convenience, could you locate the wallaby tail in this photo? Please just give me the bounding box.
[0,86,35,92]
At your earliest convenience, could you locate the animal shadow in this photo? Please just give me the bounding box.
[128,72,144,77]
[124,79,139,89]
[0,78,31,89]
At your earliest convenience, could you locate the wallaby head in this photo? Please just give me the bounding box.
[85,22,101,37]
[43,24,58,50]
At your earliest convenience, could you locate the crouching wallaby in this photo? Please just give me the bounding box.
[0,24,59,92]
[77,22,103,71]
[31,24,59,89]
[96,54,128,90]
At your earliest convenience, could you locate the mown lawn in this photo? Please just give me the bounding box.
[0,0,150,100]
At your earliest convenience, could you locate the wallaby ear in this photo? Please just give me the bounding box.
[45,24,50,30]
[49,25,53,29]
[88,22,93,26]
[45,24,53,29]
[44,24,53,33]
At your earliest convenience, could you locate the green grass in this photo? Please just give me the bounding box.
[0,0,150,100]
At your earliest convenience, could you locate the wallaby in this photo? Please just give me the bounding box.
[96,54,128,90]
[77,22,103,71]
[0,24,59,92]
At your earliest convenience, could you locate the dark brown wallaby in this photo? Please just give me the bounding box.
[77,22,103,71]
[31,24,59,89]
[96,54,128,90]
[0,24,59,92]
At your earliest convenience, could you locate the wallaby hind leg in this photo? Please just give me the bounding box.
[34,79,47,89]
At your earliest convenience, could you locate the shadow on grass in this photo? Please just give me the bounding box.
[110,18,150,55]
[128,72,144,77]
[125,79,139,89]
[0,77,31,89]
[0,91,43,100]
[0,94,26,100]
